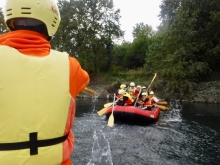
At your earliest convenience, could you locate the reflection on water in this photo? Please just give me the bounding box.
[71,98,220,165]
[181,102,220,132]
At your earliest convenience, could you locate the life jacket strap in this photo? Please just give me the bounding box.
[0,132,69,155]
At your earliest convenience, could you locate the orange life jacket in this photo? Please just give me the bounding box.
[145,97,157,106]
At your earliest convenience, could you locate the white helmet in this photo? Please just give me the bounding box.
[4,0,61,39]
[118,89,125,95]
[137,85,141,88]
[149,91,154,95]
[130,82,135,87]
[141,92,147,96]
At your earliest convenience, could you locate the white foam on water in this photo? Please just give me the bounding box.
[161,100,182,122]
[87,130,113,165]
[87,98,113,165]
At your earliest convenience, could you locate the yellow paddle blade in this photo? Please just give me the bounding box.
[157,105,170,111]
[104,102,113,108]
[97,107,108,116]
[157,101,168,105]
[107,113,114,127]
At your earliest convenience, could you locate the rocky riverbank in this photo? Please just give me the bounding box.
[78,81,220,104]
[190,81,220,104]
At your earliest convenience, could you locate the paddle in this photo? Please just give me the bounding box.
[147,73,157,91]
[146,73,170,110]
[156,104,169,111]
[144,104,169,111]
[104,97,121,108]
[133,73,157,107]
[157,101,168,105]
[97,107,110,116]
[108,94,116,127]
[104,102,114,108]
[82,87,100,96]
[134,88,141,107]
[98,97,121,117]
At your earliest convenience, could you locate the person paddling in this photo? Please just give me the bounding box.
[128,82,139,99]
[142,91,159,110]
[116,89,134,106]
[115,84,127,96]
[137,92,149,108]
[0,0,89,164]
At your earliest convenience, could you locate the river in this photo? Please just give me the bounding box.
[70,98,220,165]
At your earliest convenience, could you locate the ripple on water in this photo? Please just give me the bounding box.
[71,99,220,165]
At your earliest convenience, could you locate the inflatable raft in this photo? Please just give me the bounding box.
[105,105,160,125]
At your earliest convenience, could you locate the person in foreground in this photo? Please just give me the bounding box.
[0,0,89,165]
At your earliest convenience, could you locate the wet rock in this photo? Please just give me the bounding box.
[193,97,204,103]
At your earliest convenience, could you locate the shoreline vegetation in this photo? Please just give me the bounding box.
[78,74,220,104]
[1,1,219,105]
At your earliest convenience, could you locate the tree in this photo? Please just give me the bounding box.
[123,23,154,69]
[132,22,148,39]
[51,0,123,73]
[159,0,181,28]
[0,8,8,34]
[143,0,220,97]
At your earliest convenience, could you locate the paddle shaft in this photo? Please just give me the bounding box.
[97,97,122,116]
[83,87,100,96]
[157,101,168,105]
[104,97,121,108]
[134,89,141,106]
[144,104,169,111]
[134,73,157,107]
[108,94,116,127]
[147,73,157,91]
[97,107,108,116]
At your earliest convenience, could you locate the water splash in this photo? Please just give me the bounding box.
[87,130,113,165]
[87,98,113,165]
[162,100,182,122]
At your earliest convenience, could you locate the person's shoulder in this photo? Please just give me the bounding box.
[50,49,69,57]
[50,49,64,53]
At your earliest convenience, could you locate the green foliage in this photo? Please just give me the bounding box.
[139,0,220,96]
[0,8,8,34]
[110,65,121,76]
[159,0,181,27]
[0,0,215,98]
[132,22,152,38]
[51,0,123,73]
[114,23,154,69]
